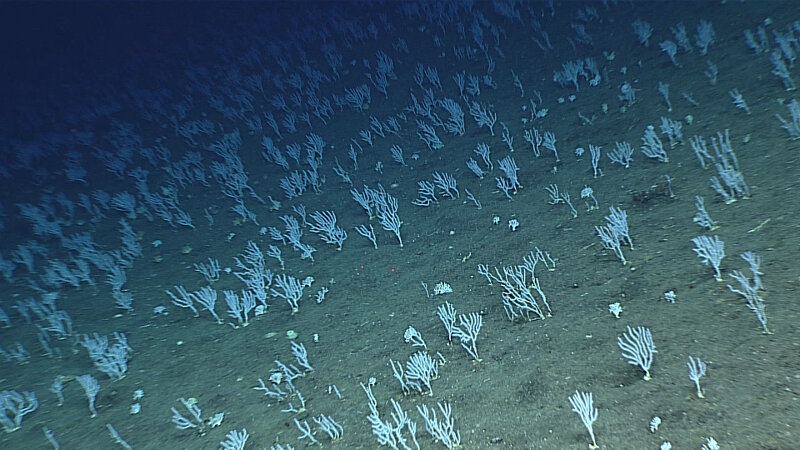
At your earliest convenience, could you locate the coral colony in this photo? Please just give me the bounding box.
[5,1,800,448]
